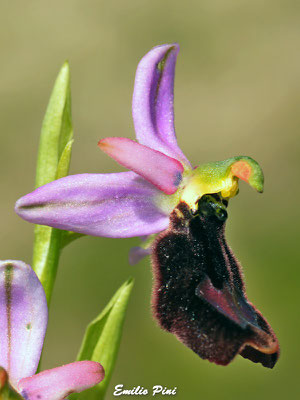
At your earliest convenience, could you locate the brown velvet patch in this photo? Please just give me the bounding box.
[151,199,279,368]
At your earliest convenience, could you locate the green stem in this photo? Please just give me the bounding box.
[32,226,62,305]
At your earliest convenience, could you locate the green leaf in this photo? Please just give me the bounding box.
[56,138,74,180]
[32,62,73,305]
[70,278,134,400]
[35,61,73,187]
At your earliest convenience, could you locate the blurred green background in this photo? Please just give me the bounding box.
[0,1,299,399]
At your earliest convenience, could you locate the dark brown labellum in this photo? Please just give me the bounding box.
[151,197,279,368]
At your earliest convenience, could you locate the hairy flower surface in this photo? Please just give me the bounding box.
[152,200,278,368]
[15,44,279,368]
[0,260,104,399]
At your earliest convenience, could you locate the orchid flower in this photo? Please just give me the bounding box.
[0,260,104,399]
[15,44,279,368]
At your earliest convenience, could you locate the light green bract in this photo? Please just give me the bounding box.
[32,61,74,305]
[70,279,134,400]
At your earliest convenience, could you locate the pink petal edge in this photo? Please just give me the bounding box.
[99,137,184,195]
[18,361,105,400]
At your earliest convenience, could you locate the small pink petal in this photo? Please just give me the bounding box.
[18,361,104,400]
[99,137,184,195]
